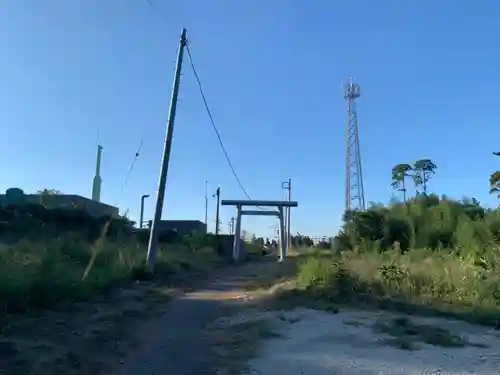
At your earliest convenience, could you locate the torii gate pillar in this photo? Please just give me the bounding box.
[233,204,242,260]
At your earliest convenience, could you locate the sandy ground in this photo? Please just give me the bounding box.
[217,308,500,375]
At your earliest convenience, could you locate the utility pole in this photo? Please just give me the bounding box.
[228,217,235,235]
[204,181,208,227]
[213,187,220,235]
[281,179,292,251]
[287,178,292,250]
[147,28,187,271]
[139,194,150,229]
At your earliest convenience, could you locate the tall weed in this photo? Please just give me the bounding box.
[295,247,500,325]
[0,235,218,314]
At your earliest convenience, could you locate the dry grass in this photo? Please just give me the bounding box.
[207,317,281,375]
[226,259,298,292]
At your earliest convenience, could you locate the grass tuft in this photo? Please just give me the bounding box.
[374,317,469,350]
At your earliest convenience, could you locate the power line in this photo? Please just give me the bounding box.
[116,137,145,218]
[185,43,267,209]
[120,137,144,197]
[142,0,169,26]
[138,2,269,210]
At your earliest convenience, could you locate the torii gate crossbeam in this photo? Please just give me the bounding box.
[221,199,298,262]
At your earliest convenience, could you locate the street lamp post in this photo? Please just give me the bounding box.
[140,194,150,229]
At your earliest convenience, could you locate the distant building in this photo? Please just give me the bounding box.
[0,188,119,218]
[147,220,207,235]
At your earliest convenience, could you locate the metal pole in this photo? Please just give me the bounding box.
[214,187,220,235]
[147,28,187,271]
[204,181,208,227]
[140,194,150,229]
[287,178,292,251]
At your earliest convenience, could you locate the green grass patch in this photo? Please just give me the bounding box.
[284,248,500,327]
[0,236,219,314]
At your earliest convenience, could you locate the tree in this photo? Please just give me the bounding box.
[489,171,500,198]
[37,188,62,208]
[412,159,437,195]
[37,188,61,195]
[391,163,413,202]
[292,234,313,248]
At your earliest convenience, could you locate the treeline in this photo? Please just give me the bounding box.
[249,234,330,249]
[337,158,500,253]
[0,202,222,250]
[337,194,500,252]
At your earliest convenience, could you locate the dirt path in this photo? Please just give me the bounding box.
[113,257,290,375]
[114,277,250,375]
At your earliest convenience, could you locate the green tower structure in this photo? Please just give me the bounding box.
[91,145,103,202]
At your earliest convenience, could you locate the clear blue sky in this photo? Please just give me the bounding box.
[1,1,500,238]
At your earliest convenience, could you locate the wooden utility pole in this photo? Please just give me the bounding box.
[147,28,187,271]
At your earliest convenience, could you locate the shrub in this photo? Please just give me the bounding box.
[292,248,500,326]
[0,236,219,314]
[337,194,500,253]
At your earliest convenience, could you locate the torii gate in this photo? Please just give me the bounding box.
[221,199,299,262]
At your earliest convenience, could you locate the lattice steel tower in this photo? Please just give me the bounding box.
[344,77,365,212]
